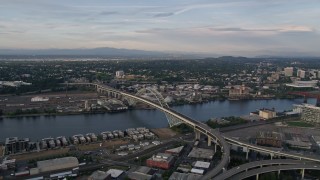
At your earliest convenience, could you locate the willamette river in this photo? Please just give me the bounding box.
[0,98,316,141]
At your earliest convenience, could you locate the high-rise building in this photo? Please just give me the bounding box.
[284,67,294,77]
[115,70,124,78]
[297,69,306,78]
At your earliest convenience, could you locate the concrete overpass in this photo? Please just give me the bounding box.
[230,164,320,180]
[214,159,311,180]
[64,83,320,179]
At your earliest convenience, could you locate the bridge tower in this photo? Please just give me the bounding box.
[135,87,183,127]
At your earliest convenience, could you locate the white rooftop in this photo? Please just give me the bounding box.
[106,169,124,178]
[194,161,210,169]
[191,168,204,175]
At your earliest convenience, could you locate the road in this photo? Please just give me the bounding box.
[230,163,320,180]
[214,159,311,180]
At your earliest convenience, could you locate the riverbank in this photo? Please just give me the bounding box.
[0,98,312,140]
[1,107,157,118]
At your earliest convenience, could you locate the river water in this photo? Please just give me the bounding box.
[0,98,315,141]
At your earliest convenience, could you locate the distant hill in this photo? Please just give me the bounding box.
[0,47,170,57]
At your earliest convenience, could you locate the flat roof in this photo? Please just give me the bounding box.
[169,172,202,180]
[191,168,204,174]
[165,146,184,154]
[89,170,110,180]
[194,161,210,169]
[37,157,78,170]
[106,169,123,178]
[188,148,215,160]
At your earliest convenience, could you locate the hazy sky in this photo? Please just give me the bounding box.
[1,0,320,56]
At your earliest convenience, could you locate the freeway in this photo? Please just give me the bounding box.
[65,83,320,179]
[223,134,320,163]
[214,159,310,180]
[230,164,320,180]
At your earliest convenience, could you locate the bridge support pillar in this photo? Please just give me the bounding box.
[270,153,273,160]
[278,170,280,178]
[301,169,305,180]
[303,96,308,103]
[195,130,201,140]
[317,98,320,107]
[214,144,217,152]
[246,149,249,160]
[256,173,259,180]
[208,136,212,146]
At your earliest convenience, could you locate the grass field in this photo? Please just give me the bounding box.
[11,148,69,161]
[287,121,314,127]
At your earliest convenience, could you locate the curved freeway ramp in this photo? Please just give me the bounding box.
[214,159,310,180]
[230,164,320,180]
[223,134,320,163]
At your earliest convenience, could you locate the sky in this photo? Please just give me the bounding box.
[1,0,320,56]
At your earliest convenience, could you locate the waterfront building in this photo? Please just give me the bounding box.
[284,67,294,77]
[228,85,250,97]
[5,137,29,155]
[259,108,276,119]
[286,80,318,88]
[300,104,320,124]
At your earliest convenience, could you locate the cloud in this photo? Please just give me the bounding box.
[153,12,175,18]
[99,11,118,16]
[209,26,314,33]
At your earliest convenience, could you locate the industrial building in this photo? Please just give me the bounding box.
[284,130,312,150]
[106,169,124,179]
[188,148,215,160]
[31,96,49,102]
[312,136,320,148]
[169,172,202,180]
[88,170,111,180]
[165,146,184,156]
[299,104,320,124]
[127,166,155,180]
[30,157,79,175]
[146,153,175,170]
[5,137,30,155]
[193,161,211,169]
[286,80,318,88]
[256,131,282,148]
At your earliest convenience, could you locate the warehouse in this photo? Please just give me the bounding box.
[30,157,79,175]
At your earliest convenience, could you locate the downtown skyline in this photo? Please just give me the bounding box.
[1,0,320,57]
